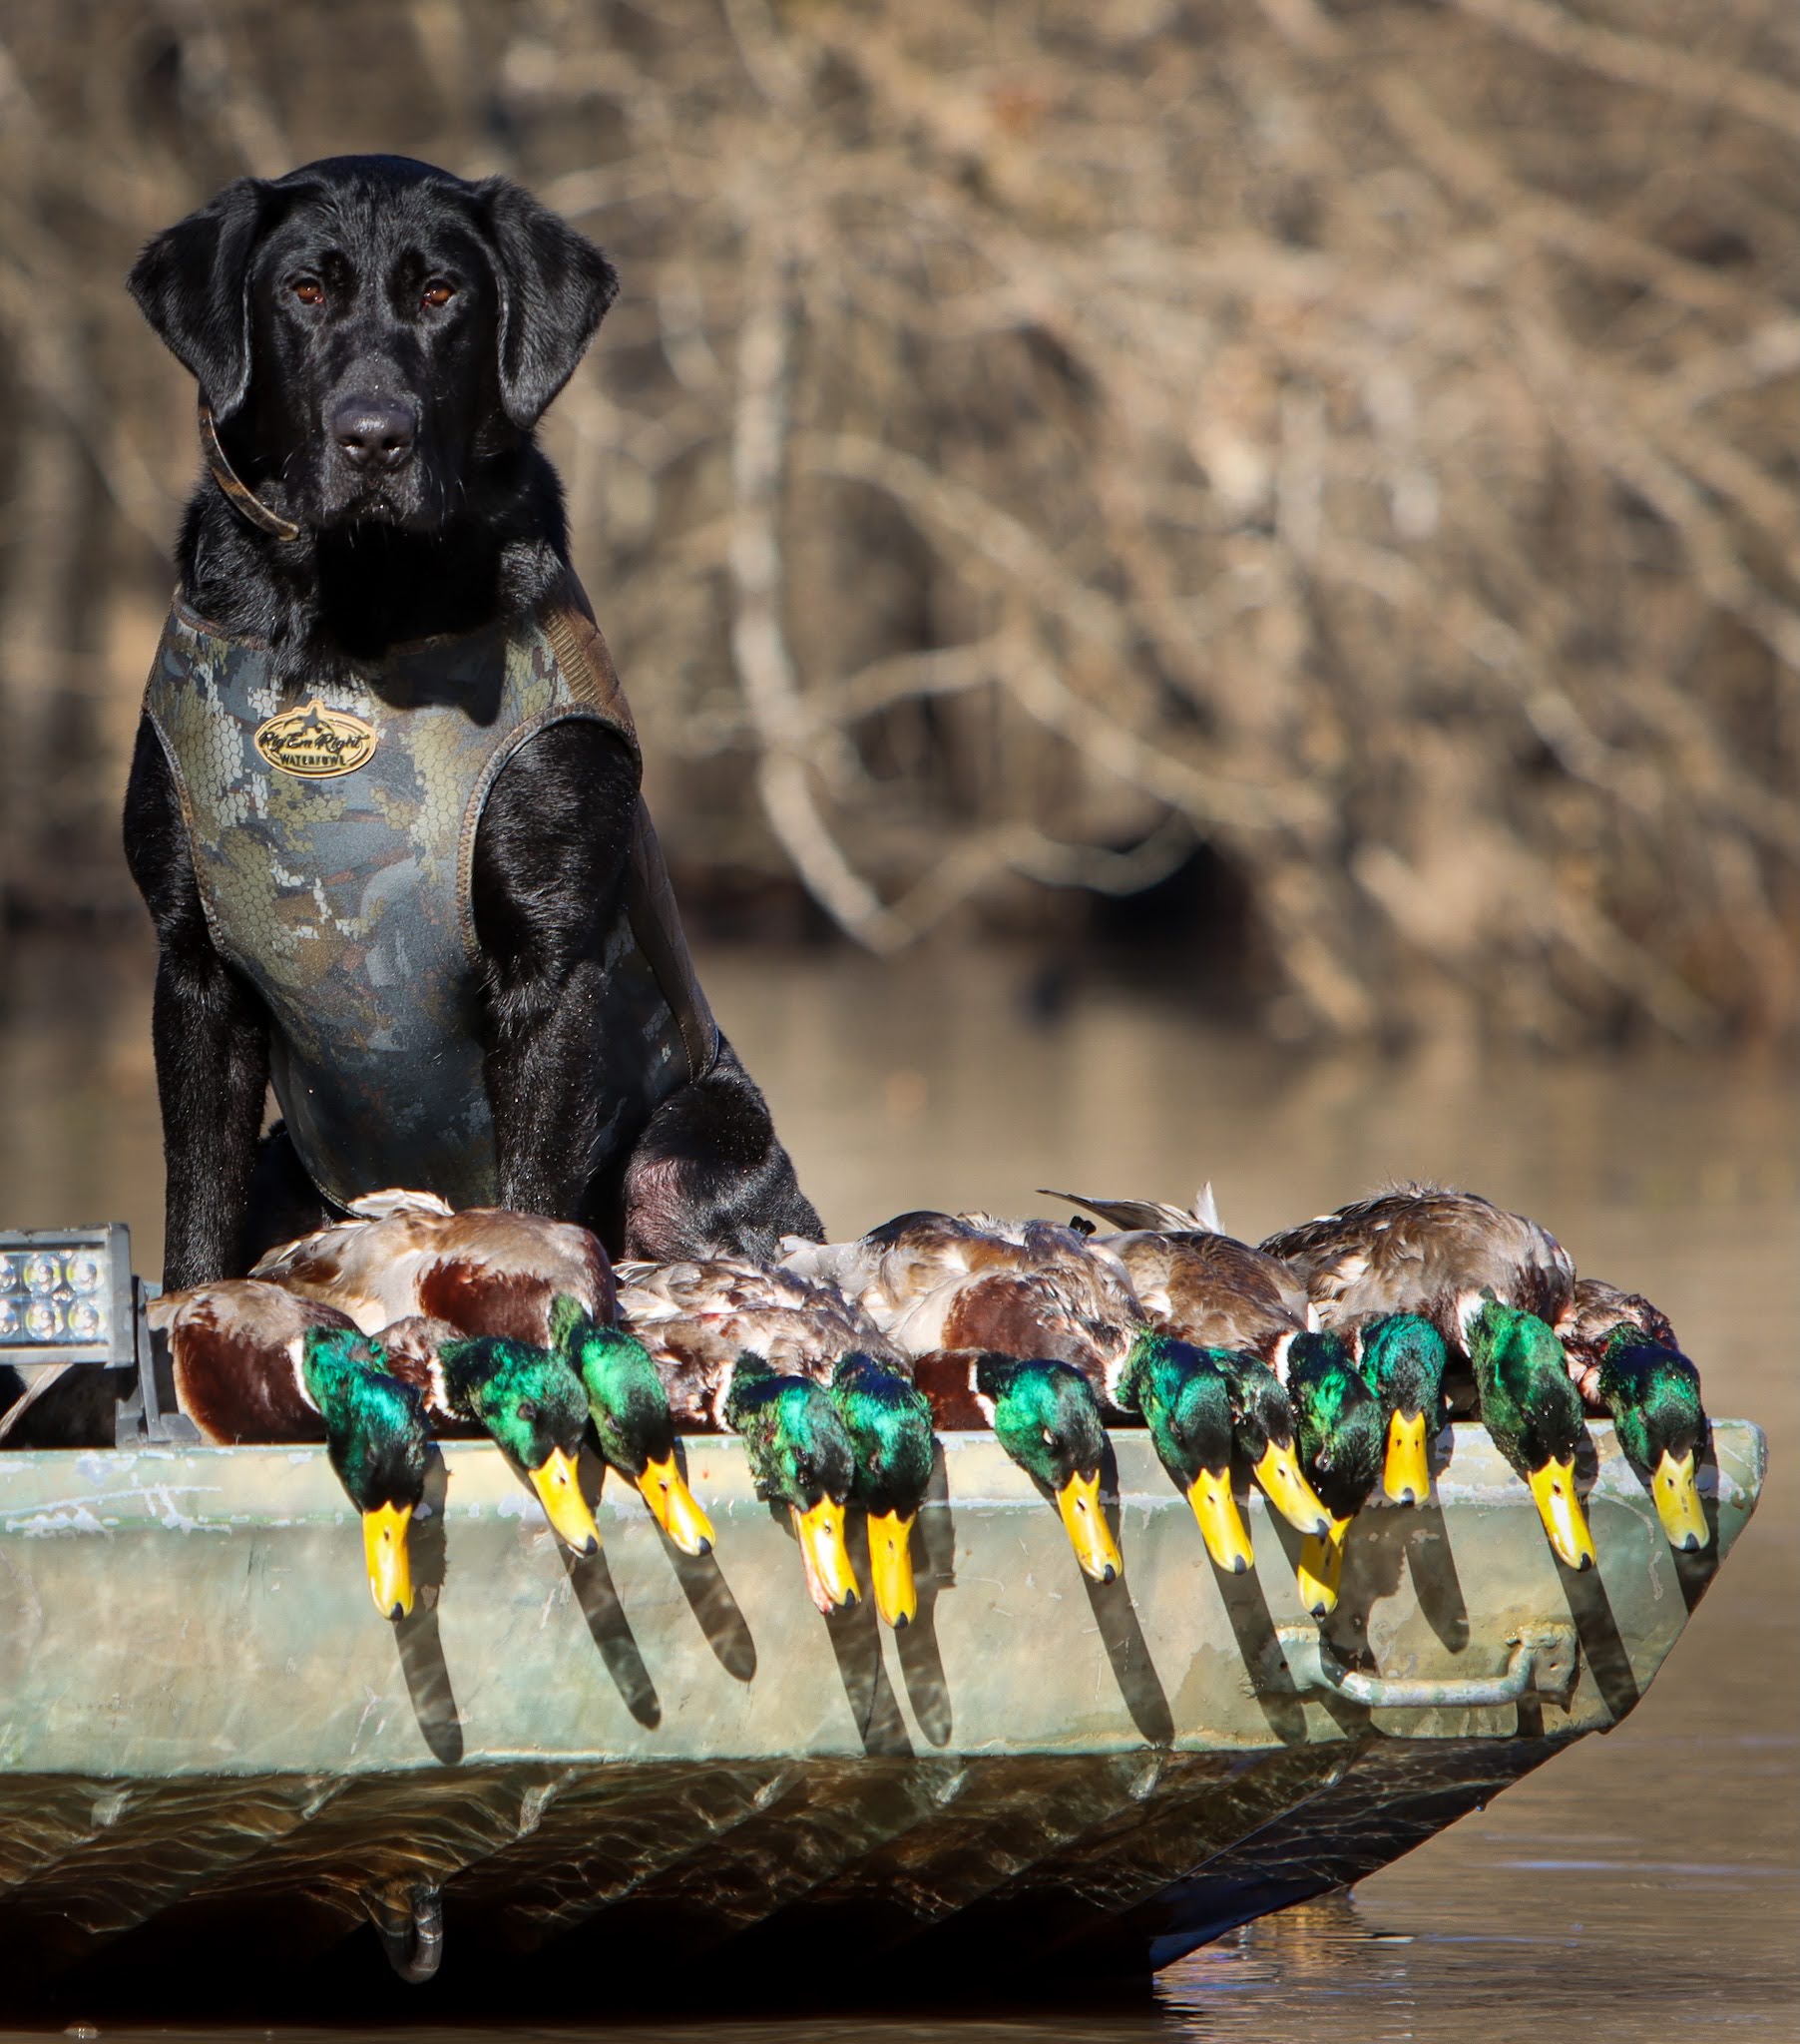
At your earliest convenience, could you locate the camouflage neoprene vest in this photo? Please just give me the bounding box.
[142,580,718,1213]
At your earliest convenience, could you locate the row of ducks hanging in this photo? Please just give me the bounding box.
[142,1183,1710,1627]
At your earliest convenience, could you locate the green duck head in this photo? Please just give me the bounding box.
[1466,1298,1594,1572]
[548,1295,713,1557]
[1358,1313,1450,1505]
[1599,1328,1710,1553]
[724,1356,860,1614]
[1120,1331,1252,1574]
[302,1326,432,1622]
[828,1352,937,1629]
[1287,1329,1385,1618]
[1215,1348,1331,1538]
[975,1355,1124,1585]
[438,1333,602,1557]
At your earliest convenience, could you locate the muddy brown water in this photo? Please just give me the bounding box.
[1,929,1795,2039]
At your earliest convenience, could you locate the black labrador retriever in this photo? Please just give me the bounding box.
[125,155,821,1288]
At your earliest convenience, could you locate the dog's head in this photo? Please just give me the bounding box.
[128,155,618,534]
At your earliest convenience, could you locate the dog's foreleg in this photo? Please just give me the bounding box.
[125,724,270,1288]
[475,723,638,1221]
[483,953,616,1216]
[151,950,269,1286]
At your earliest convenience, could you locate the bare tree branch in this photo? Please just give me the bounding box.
[727,257,912,952]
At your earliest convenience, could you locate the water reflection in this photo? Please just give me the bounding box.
[0,931,1795,2040]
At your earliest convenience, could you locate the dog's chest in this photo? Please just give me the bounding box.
[141,600,682,1211]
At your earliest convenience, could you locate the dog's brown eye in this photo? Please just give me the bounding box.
[290,278,324,306]
[421,281,456,309]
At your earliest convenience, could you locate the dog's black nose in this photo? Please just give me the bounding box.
[331,397,417,472]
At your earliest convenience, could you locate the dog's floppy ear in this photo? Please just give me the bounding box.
[476,178,619,430]
[128,179,281,422]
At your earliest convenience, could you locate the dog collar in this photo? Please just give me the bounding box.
[198,398,302,543]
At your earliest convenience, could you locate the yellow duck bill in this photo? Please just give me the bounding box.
[362,1500,415,1622]
[1057,1467,1124,1584]
[1651,1447,1710,1553]
[530,1445,602,1556]
[635,1451,715,1557]
[1296,1515,1354,1619]
[1251,1441,1332,1537]
[1527,1454,1596,1571]
[1186,1465,1253,1574]
[866,1508,919,1629]
[1383,1409,1432,1505]
[791,1496,859,1614]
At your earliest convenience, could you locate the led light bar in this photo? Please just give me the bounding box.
[0,1224,193,1445]
[0,1225,135,1368]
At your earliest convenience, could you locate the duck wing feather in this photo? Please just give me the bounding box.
[253,1207,613,1342]
[250,1210,448,1331]
[409,1209,614,1341]
[1104,1232,1309,1363]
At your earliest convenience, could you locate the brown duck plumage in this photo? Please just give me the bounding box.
[1039,1187,1310,1367]
[1258,1184,1575,1350]
[615,1259,904,1429]
[148,1279,359,1444]
[1086,1230,1310,1371]
[782,1211,1143,1417]
[249,1190,614,1343]
[366,1313,481,1434]
[1555,1278,1678,1411]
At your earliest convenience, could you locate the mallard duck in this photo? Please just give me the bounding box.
[432,1331,604,1556]
[614,1259,920,1614]
[902,1349,1122,1584]
[1286,1329,1384,1617]
[1557,1279,1708,1551]
[1031,1198,1328,1540]
[1210,1345,1332,1539]
[722,1355,861,1614]
[1354,1313,1450,1505]
[1259,1186,1575,1352]
[828,1353,936,1627]
[250,1191,614,1342]
[784,1214,1129,1584]
[149,1280,430,1620]
[367,1316,603,1557]
[1115,1331,1252,1573]
[1466,1298,1595,1571]
[544,1296,713,1556]
[306,1328,433,1622]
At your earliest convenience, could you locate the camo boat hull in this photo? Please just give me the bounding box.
[0,1420,1764,2004]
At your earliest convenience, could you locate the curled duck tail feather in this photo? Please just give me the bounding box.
[1042,1185,1224,1235]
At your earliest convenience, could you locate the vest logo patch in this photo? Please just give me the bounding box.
[253,700,378,777]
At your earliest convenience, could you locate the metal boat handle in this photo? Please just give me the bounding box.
[1276,1624,1578,1709]
[367,1881,444,1983]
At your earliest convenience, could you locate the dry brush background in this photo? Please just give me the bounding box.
[1,0,1797,1049]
